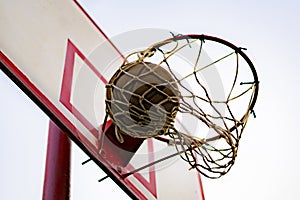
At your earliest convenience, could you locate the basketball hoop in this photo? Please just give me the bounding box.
[104,34,259,178]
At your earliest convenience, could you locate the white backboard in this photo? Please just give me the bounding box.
[0,1,204,199]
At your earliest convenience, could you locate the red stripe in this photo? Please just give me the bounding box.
[60,39,101,137]
[197,170,206,200]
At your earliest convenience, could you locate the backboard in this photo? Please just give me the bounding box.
[0,1,204,199]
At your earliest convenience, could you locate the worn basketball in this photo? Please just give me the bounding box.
[106,62,180,138]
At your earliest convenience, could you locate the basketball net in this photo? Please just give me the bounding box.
[105,34,259,178]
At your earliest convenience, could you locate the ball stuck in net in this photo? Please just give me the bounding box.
[106,61,180,139]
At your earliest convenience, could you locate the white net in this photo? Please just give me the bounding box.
[105,34,259,178]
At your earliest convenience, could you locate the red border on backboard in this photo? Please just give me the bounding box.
[59,38,157,199]
[60,39,101,138]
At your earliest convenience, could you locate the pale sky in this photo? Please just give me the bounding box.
[1,0,300,199]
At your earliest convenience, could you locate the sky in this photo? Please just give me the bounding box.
[1,0,300,199]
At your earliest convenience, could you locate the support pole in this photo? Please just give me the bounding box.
[43,121,71,200]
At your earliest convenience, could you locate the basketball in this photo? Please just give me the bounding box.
[106,61,180,138]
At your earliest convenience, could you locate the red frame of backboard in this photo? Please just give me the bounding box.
[59,38,158,200]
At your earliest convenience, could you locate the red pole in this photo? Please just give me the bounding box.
[43,121,71,200]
